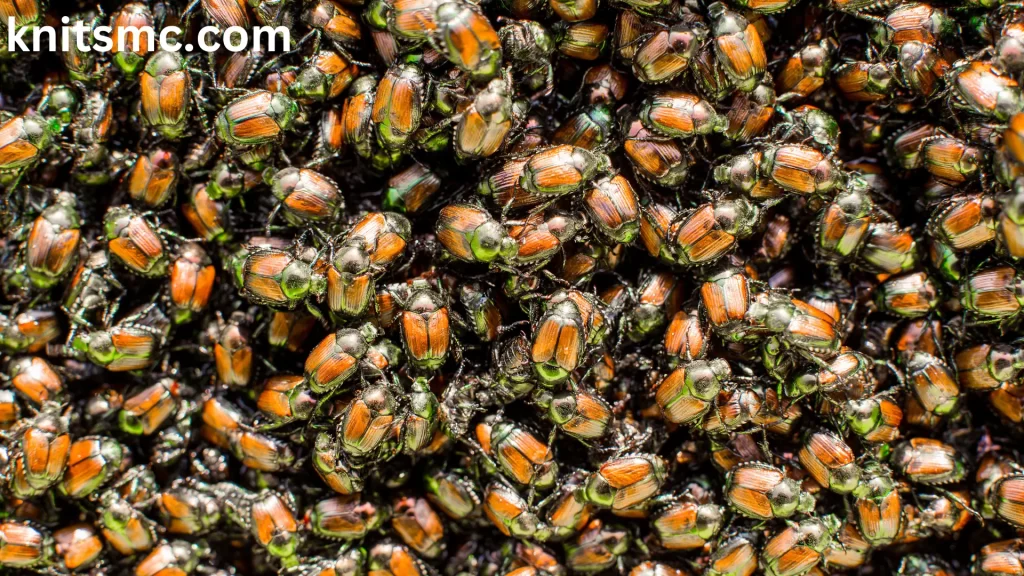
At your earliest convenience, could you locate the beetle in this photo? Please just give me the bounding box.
[306,494,389,540]
[313,432,365,495]
[760,516,838,576]
[126,149,179,209]
[304,324,378,393]
[52,523,103,572]
[98,490,158,555]
[564,519,630,573]
[0,521,55,568]
[215,90,299,150]
[724,462,814,520]
[961,265,1024,323]
[656,358,731,425]
[167,242,215,325]
[391,495,445,558]
[155,481,222,536]
[483,481,552,540]
[241,243,328,319]
[631,23,705,85]
[845,393,903,443]
[290,50,360,104]
[24,192,81,290]
[584,453,665,511]
[948,59,1023,121]
[256,374,317,428]
[6,355,64,408]
[891,438,966,484]
[706,3,765,93]
[60,436,131,499]
[182,184,232,244]
[103,206,173,278]
[69,304,171,372]
[140,50,192,140]
[268,167,345,230]
[7,409,71,499]
[134,540,208,576]
[424,468,481,521]
[649,491,725,551]
[222,486,303,565]
[119,377,181,436]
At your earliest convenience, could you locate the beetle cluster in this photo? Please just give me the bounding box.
[4,0,1024,575]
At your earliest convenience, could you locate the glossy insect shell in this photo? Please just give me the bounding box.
[249,491,301,560]
[391,495,445,558]
[760,517,833,576]
[309,494,388,540]
[242,248,322,309]
[632,24,704,84]
[155,485,221,535]
[10,413,70,498]
[835,61,895,102]
[433,1,502,81]
[270,167,345,226]
[60,436,130,499]
[640,203,736,266]
[973,538,1024,576]
[103,206,167,277]
[701,280,753,347]
[710,3,767,92]
[549,390,613,440]
[127,149,179,209]
[706,532,758,576]
[182,184,231,244]
[650,496,725,550]
[483,481,549,540]
[140,51,191,140]
[490,419,557,488]
[373,61,426,151]
[875,271,940,318]
[640,91,724,138]
[304,0,362,45]
[531,297,587,386]
[891,438,966,484]
[26,196,81,289]
[622,118,691,188]
[399,288,450,371]
[520,145,609,197]
[857,222,918,274]
[725,462,806,520]
[119,378,180,436]
[385,163,441,213]
[257,374,316,426]
[8,356,64,407]
[98,492,156,555]
[584,453,665,510]
[424,469,481,521]
[289,51,359,103]
[340,385,396,457]
[437,203,515,263]
[0,521,54,568]
[168,242,215,324]
[656,359,729,425]
[961,266,1024,318]
[952,60,1023,121]
[215,91,299,148]
[798,429,861,493]
[305,328,370,393]
[761,144,840,196]
[564,519,630,573]
[53,523,102,572]
[956,343,1024,392]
